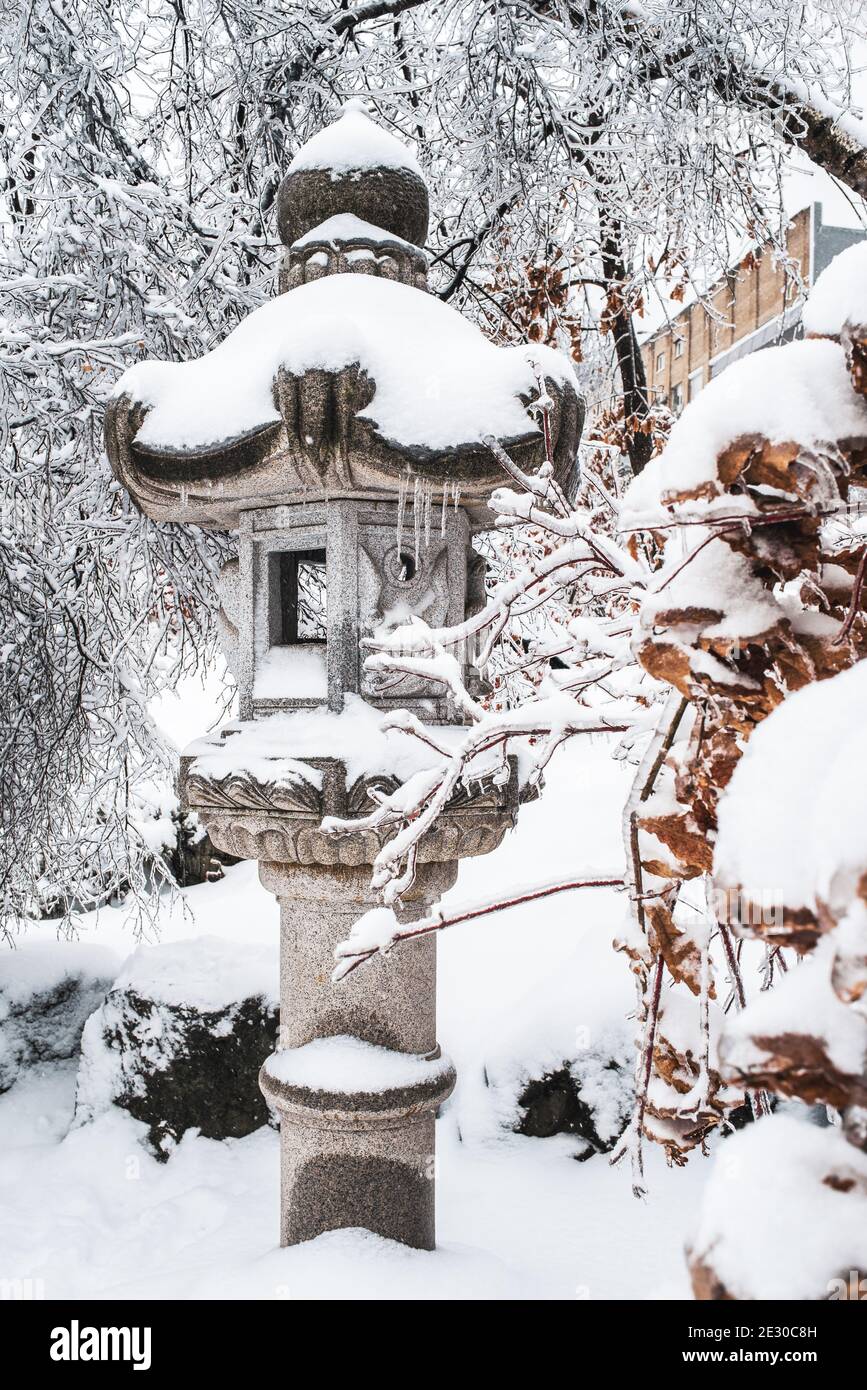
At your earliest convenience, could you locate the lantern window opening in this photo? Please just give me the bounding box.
[276,548,328,645]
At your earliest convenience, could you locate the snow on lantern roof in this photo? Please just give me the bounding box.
[106,100,584,528]
[286,99,423,179]
[292,212,418,253]
[276,102,430,249]
[114,272,577,455]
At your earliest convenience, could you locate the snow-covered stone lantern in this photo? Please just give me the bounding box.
[105,101,582,1250]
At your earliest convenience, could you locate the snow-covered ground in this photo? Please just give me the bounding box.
[0,738,709,1300]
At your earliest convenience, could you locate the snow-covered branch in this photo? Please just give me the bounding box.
[332,873,627,980]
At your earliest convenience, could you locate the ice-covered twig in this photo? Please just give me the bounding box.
[363,621,485,722]
[832,546,867,646]
[332,873,626,980]
[324,699,633,900]
[610,952,664,1199]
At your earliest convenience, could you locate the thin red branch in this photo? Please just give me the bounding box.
[718,919,746,1010]
[719,919,771,1118]
[627,951,664,1196]
[335,874,625,977]
[652,530,730,594]
[832,546,867,646]
[620,504,837,536]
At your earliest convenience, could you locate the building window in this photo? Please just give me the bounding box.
[674,337,684,359]
[278,549,327,642]
[670,382,684,415]
[655,350,665,373]
[688,369,703,402]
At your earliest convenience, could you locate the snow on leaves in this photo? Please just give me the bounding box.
[623,244,867,1295]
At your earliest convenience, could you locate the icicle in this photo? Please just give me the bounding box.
[440,484,448,538]
[424,479,432,549]
[452,481,462,512]
[396,471,407,555]
[413,475,421,568]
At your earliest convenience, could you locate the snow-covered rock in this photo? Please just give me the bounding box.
[0,943,119,1093]
[480,1008,634,1157]
[513,1030,634,1156]
[75,936,278,1158]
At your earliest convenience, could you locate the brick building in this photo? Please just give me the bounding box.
[641,203,866,415]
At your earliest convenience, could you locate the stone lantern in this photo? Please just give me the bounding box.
[105,101,582,1250]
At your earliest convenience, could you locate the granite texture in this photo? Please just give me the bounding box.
[276,164,430,250]
[178,727,517,1251]
[254,857,457,1249]
[262,860,454,1054]
[278,1118,438,1249]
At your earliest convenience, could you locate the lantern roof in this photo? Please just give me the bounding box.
[105,105,583,529]
[116,273,575,456]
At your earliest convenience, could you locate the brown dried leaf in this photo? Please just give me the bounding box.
[646,901,714,998]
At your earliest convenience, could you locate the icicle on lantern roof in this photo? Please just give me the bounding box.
[105,103,583,530]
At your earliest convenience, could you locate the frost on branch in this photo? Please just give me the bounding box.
[643,986,743,1162]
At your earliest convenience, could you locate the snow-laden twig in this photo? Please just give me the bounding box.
[332,873,627,980]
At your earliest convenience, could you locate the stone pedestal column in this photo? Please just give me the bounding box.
[258,859,457,1249]
[183,749,517,1251]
